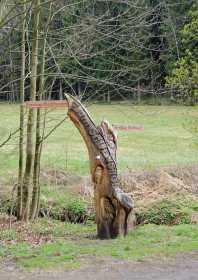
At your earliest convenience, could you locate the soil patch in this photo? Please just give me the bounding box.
[1,252,198,280]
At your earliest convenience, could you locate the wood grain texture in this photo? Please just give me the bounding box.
[66,94,134,239]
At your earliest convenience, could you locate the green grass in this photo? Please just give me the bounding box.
[0,220,198,270]
[0,103,198,179]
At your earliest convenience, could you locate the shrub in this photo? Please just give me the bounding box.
[136,197,197,225]
[39,188,91,223]
[61,198,88,223]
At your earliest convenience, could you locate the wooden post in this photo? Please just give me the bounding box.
[65,94,134,239]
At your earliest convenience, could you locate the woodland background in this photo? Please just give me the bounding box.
[0,0,197,104]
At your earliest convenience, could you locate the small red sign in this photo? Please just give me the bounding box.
[112,124,144,131]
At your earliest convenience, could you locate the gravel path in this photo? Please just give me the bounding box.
[1,252,198,280]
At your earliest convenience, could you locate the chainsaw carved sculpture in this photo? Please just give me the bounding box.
[65,94,134,239]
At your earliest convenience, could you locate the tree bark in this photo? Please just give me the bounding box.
[30,2,52,220]
[66,95,134,239]
[17,1,26,220]
[22,0,40,221]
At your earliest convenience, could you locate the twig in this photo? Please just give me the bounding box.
[40,116,68,143]
[0,128,20,148]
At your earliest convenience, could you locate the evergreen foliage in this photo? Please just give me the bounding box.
[166,3,198,104]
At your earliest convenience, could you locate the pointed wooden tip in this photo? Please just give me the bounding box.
[64,93,80,108]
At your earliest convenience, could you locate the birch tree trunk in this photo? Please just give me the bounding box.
[66,95,134,239]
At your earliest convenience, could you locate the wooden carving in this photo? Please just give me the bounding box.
[65,94,134,239]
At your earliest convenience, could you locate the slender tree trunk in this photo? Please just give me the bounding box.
[9,37,16,103]
[17,1,26,220]
[66,95,134,239]
[137,80,141,104]
[30,2,52,220]
[59,80,63,100]
[107,89,110,103]
[22,0,40,221]
[48,78,55,100]
[30,108,41,220]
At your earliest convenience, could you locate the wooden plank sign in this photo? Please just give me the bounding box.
[25,100,68,108]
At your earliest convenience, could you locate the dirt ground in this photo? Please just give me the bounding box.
[1,252,198,280]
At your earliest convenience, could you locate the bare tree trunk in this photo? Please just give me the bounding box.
[48,78,55,100]
[107,89,110,103]
[9,37,16,103]
[22,0,40,221]
[30,108,41,220]
[66,95,134,239]
[17,1,26,220]
[59,80,63,100]
[137,80,141,104]
[30,2,52,220]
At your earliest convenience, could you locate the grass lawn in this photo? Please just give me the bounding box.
[0,220,198,270]
[0,103,198,179]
